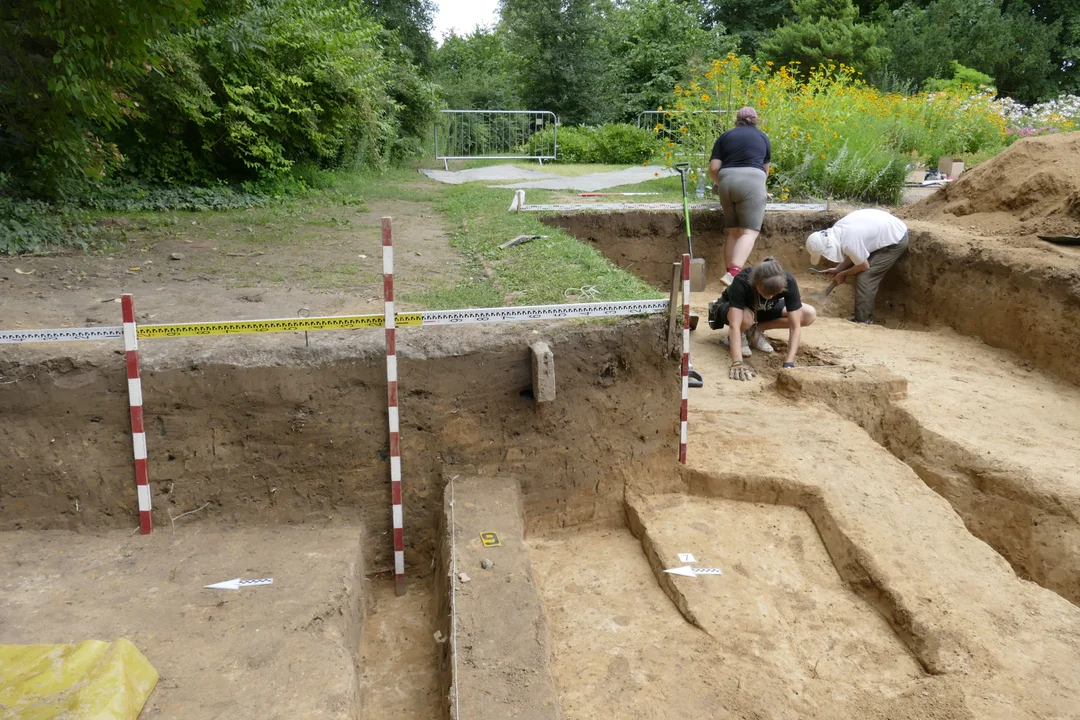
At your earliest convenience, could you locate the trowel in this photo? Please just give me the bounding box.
[804,280,837,304]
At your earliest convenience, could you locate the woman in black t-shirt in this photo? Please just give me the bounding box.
[708,106,772,288]
[706,258,817,380]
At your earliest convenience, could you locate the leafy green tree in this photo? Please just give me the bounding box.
[0,0,202,197]
[924,61,995,93]
[760,0,890,74]
[433,27,522,109]
[500,0,612,124]
[363,0,438,69]
[606,0,736,118]
[700,0,790,56]
[883,0,1060,103]
[120,0,435,184]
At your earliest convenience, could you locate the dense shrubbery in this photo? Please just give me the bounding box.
[0,0,201,198]
[121,0,435,186]
[529,124,660,164]
[662,55,1074,203]
[75,184,273,213]
[0,0,435,204]
[0,198,74,254]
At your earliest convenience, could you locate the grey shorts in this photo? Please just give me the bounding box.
[716,167,768,231]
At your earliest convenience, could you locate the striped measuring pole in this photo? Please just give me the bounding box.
[383,217,405,597]
[122,295,153,534]
[679,255,690,465]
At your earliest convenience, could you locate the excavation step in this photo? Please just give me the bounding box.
[797,322,1080,606]
[438,471,561,720]
[676,367,1080,717]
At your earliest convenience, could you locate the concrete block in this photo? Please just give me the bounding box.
[530,341,555,403]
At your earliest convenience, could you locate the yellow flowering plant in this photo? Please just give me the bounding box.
[655,54,1071,204]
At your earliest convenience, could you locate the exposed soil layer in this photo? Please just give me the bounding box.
[548,208,1080,385]
[436,472,561,720]
[541,209,839,290]
[902,132,1080,238]
[358,575,442,718]
[0,526,364,719]
[0,318,677,570]
[784,320,1080,607]
[662,337,1080,717]
[531,526,971,720]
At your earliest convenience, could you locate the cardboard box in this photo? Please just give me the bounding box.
[938,156,965,178]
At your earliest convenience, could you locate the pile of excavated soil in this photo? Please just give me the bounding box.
[902,132,1080,238]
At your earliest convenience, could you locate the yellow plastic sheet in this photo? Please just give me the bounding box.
[0,639,158,720]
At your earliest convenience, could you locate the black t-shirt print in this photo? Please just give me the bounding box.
[710,126,772,172]
[722,267,802,314]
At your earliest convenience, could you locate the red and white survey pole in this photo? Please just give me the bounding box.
[383,217,406,596]
[122,294,153,534]
[679,254,690,465]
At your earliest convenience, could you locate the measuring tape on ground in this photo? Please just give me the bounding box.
[137,313,424,339]
[0,299,668,344]
[0,327,124,344]
[516,202,828,213]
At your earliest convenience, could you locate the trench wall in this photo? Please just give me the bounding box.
[0,319,678,568]
[546,210,1080,385]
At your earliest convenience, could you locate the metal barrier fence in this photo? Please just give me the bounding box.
[434,110,558,170]
[637,110,729,164]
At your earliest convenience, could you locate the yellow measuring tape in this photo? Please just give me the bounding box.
[137,313,423,338]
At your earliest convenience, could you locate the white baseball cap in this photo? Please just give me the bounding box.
[806,229,841,264]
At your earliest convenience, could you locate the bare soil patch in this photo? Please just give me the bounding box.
[902,132,1080,238]
[0,526,363,719]
[0,198,458,330]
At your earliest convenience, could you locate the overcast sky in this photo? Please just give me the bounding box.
[433,0,500,40]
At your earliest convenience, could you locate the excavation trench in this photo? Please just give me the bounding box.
[0,319,678,719]
[542,209,1080,383]
[4,210,1080,717]
[543,208,1080,610]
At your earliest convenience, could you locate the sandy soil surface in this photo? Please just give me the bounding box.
[0,198,457,329]
[358,575,442,718]
[671,318,1080,718]
[531,527,965,719]
[902,132,1080,239]
[0,526,363,718]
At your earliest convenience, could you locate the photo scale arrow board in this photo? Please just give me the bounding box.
[663,566,723,578]
[204,578,274,590]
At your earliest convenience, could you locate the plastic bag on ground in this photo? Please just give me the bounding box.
[0,639,158,719]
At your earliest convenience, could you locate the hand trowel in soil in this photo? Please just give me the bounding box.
[674,163,706,330]
[804,279,837,304]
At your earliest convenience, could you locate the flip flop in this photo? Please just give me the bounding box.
[688,369,704,388]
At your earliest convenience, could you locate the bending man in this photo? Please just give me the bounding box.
[805,209,909,324]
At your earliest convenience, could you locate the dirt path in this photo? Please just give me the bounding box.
[0,198,458,329]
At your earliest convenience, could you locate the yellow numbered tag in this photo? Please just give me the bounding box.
[479,531,501,548]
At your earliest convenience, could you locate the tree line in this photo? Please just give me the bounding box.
[1,0,1075,202]
[437,0,1077,123]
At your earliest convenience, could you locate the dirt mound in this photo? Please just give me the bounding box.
[902,132,1080,237]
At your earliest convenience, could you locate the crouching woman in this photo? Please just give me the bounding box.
[708,258,817,380]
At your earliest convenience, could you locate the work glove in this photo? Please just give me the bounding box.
[729,361,756,381]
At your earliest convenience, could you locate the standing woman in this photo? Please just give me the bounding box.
[708,106,771,287]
